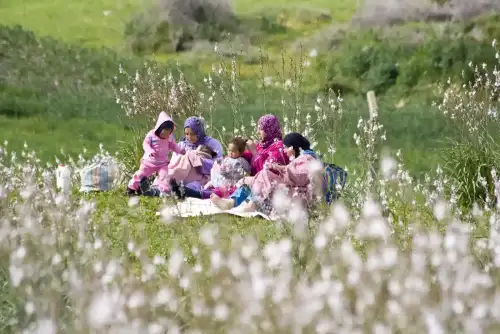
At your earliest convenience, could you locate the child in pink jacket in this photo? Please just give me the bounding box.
[126,112,184,195]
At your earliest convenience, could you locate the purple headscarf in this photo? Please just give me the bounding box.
[258,114,282,149]
[181,116,207,149]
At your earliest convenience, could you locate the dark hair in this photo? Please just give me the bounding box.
[155,120,175,137]
[197,145,217,158]
[283,132,311,157]
[229,137,246,153]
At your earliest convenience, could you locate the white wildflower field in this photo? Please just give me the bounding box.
[1,41,500,334]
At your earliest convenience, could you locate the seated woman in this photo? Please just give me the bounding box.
[143,116,222,196]
[212,132,322,214]
[210,114,289,209]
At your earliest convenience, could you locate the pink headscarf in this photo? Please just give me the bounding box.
[258,114,282,149]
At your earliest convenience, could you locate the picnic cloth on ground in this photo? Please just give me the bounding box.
[157,197,277,221]
[79,158,123,192]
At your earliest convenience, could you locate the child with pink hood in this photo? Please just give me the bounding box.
[126,112,184,195]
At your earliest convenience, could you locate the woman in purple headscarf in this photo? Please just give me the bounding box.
[168,116,223,193]
[177,116,223,158]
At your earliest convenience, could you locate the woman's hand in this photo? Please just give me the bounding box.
[246,139,257,155]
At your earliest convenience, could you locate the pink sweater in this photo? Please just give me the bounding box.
[142,112,183,165]
[242,140,289,176]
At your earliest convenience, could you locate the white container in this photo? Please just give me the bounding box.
[56,164,72,194]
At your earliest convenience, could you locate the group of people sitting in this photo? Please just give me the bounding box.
[126,111,345,215]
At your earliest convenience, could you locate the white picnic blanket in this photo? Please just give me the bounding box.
[157,197,277,221]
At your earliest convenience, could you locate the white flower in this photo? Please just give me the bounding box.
[31,318,56,334]
[168,250,184,276]
[381,156,397,179]
[433,200,448,221]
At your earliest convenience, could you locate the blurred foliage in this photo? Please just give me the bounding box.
[320,22,499,96]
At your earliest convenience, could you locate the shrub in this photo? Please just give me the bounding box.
[321,34,413,94]
[441,138,500,210]
[398,35,498,88]
[0,24,140,122]
[436,41,500,211]
[112,60,202,127]
[322,29,499,95]
[353,0,500,26]
[124,0,239,54]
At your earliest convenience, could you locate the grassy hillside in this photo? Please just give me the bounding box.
[1,0,500,173]
[0,0,147,49]
[0,0,356,49]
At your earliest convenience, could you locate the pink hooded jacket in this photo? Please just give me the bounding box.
[142,112,183,165]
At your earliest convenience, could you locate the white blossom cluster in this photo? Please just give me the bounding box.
[0,137,500,333]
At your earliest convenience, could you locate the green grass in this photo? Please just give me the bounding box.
[0,0,149,49]
[234,0,357,18]
[89,191,285,260]
[0,116,130,161]
[0,0,356,50]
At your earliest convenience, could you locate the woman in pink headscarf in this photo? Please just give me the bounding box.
[242,114,289,176]
[211,114,289,209]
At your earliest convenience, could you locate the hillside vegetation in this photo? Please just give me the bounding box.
[0,0,500,170]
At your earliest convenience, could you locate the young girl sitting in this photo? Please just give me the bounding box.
[205,137,251,198]
[170,137,251,199]
[126,112,183,196]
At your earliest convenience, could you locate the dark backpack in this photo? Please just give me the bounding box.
[323,163,348,204]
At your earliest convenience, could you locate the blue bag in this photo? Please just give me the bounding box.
[323,163,348,204]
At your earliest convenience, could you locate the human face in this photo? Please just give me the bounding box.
[227,143,241,159]
[284,145,296,158]
[159,128,172,139]
[258,129,265,141]
[184,127,198,144]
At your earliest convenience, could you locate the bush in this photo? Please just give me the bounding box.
[124,0,239,55]
[436,43,500,211]
[321,29,499,95]
[321,33,413,94]
[398,35,498,87]
[0,24,139,122]
[441,138,500,210]
[353,0,500,27]
[112,60,201,126]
